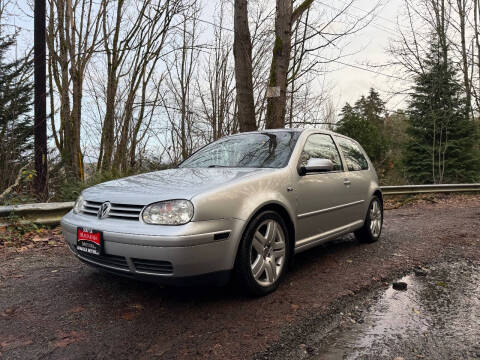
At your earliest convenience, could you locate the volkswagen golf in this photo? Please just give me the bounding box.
[61,129,383,296]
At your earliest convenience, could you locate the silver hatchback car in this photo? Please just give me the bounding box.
[61,129,383,295]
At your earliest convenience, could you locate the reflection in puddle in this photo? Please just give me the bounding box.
[315,262,480,359]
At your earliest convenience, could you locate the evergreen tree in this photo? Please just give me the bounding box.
[404,40,479,184]
[336,89,389,170]
[0,34,34,192]
[355,88,386,129]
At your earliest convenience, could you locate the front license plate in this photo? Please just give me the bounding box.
[76,227,103,256]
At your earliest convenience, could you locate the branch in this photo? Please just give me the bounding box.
[0,164,29,202]
[292,0,314,23]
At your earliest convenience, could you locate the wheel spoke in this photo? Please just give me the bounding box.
[265,221,277,242]
[265,258,276,282]
[254,231,267,245]
[252,257,265,279]
[252,235,264,254]
[273,242,285,259]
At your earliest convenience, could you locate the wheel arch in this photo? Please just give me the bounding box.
[360,188,384,223]
[373,189,384,208]
[234,201,296,265]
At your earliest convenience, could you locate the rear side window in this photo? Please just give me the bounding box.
[336,137,369,171]
[300,134,343,171]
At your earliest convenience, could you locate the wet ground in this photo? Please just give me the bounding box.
[297,261,480,359]
[0,194,479,359]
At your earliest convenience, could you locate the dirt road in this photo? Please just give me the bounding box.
[0,195,479,359]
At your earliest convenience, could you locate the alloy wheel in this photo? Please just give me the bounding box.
[249,219,286,287]
[369,199,382,238]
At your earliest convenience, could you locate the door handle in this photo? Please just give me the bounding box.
[344,179,351,186]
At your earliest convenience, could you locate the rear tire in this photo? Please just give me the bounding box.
[355,196,383,243]
[234,211,291,296]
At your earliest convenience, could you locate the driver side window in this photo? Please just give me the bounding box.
[300,134,343,171]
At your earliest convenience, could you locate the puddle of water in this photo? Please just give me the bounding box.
[314,261,480,360]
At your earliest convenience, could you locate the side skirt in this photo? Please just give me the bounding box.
[294,220,364,254]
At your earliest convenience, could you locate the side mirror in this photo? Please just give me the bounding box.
[299,158,334,175]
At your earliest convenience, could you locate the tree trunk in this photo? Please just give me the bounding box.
[233,0,256,132]
[34,0,48,198]
[474,0,480,110]
[265,0,313,129]
[99,0,123,172]
[456,0,471,117]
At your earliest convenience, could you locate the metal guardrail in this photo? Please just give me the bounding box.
[381,183,480,195]
[0,202,74,226]
[0,184,479,226]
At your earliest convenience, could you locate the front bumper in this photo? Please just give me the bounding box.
[61,211,245,283]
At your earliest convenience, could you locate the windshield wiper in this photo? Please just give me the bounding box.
[208,164,228,168]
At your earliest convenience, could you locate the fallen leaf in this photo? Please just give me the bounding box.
[120,311,138,320]
[291,304,299,311]
[346,259,353,263]
[0,338,33,350]
[129,303,144,310]
[52,331,86,348]
[69,306,85,314]
[4,308,16,315]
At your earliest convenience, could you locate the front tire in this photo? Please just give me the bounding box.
[235,211,290,296]
[355,196,383,243]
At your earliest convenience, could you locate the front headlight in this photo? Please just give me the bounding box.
[72,195,84,214]
[142,200,194,225]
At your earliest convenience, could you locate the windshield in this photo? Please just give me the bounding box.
[179,132,301,169]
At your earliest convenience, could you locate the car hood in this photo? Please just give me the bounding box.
[82,167,277,205]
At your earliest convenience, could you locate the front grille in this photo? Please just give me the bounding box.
[78,251,130,270]
[81,200,144,220]
[132,258,173,274]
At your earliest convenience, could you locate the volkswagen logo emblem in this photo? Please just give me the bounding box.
[97,202,111,219]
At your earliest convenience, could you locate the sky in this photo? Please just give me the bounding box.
[318,0,410,111]
[10,0,409,112]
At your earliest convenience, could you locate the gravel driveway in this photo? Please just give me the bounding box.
[0,195,479,359]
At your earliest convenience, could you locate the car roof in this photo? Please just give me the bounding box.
[236,128,341,136]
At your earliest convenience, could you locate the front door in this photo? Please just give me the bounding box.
[295,133,351,243]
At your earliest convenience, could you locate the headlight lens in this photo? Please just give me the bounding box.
[72,195,84,214]
[142,200,194,225]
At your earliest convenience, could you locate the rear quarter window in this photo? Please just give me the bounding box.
[336,137,369,171]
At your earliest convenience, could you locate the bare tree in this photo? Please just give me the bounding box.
[97,0,180,172]
[47,0,103,180]
[264,0,313,129]
[391,0,480,115]
[474,0,480,110]
[198,1,236,140]
[234,0,256,132]
[161,1,201,162]
[452,0,472,115]
[111,2,176,172]
[249,0,274,127]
